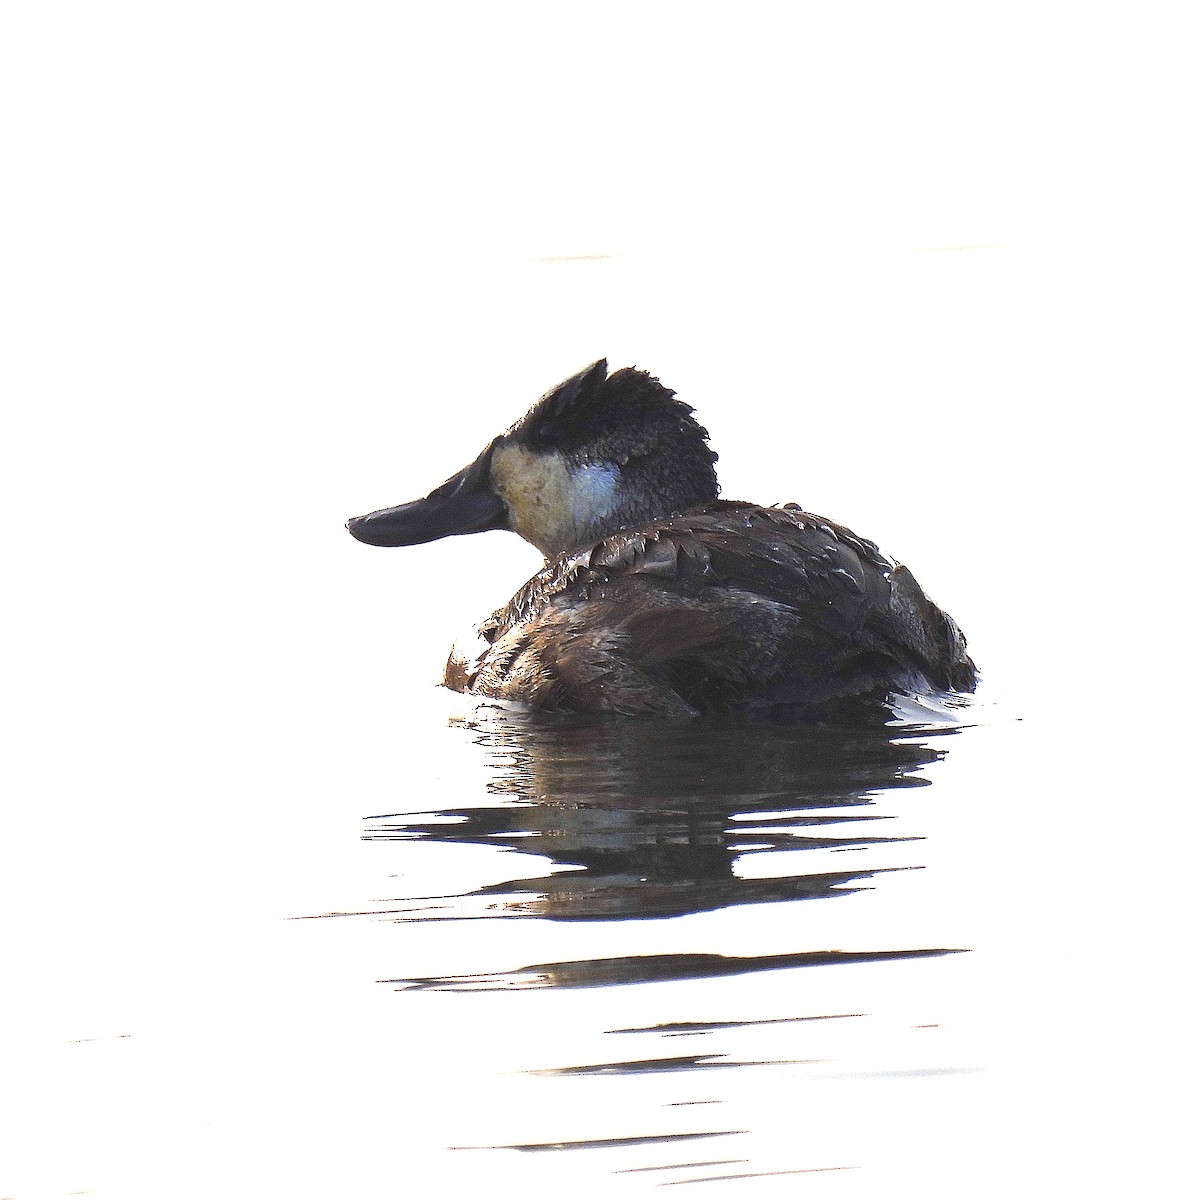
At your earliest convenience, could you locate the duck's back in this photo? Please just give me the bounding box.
[447,502,976,717]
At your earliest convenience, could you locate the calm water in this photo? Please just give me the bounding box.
[311,697,990,1191]
[7,616,1191,1198]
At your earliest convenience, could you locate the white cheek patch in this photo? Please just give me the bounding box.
[570,463,621,529]
[490,442,623,556]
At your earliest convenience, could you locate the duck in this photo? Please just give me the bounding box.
[347,359,976,717]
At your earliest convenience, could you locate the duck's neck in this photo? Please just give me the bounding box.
[542,459,719,558]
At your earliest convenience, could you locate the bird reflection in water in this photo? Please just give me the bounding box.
[363,700,967,926]
[355,702,972,1177]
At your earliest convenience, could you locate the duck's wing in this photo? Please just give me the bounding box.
[684,504,975,693]
[462,503,974,714]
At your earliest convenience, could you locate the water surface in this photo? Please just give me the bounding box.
[303,700,989,1192]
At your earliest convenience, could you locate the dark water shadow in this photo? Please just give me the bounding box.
[359,703,964,925]
[390,947,964,992]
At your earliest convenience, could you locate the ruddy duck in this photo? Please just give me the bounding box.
[347,360,976,716]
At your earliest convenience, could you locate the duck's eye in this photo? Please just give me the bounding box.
[526,421,560,449]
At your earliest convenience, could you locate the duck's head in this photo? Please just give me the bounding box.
[347,360,719,559]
